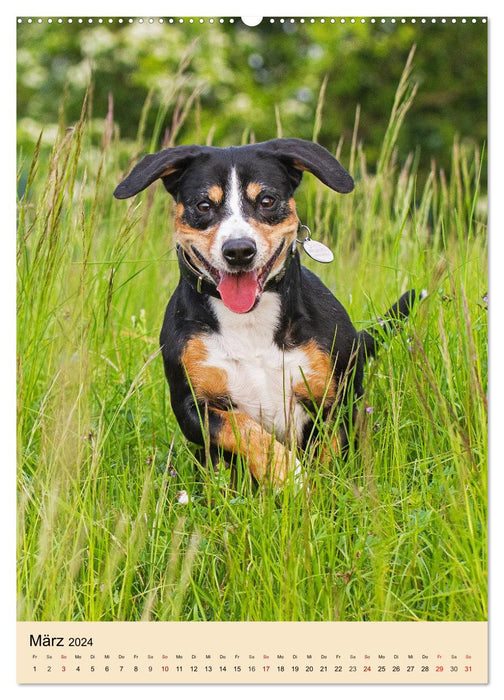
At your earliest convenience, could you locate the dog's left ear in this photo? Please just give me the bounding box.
[259,138,354,194]
[114,144,207,199]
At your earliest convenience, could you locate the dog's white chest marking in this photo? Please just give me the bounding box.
[206,293,311,443]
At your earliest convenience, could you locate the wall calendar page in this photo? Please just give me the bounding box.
[15,9,489,690]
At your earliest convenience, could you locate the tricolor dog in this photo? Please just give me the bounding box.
[114,138,416,488]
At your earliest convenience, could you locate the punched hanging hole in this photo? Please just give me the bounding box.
[241,16,263,26]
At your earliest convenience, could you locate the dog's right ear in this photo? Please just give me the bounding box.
[113,145,206,199]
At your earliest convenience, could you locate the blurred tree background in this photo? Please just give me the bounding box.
[17,17,487,182]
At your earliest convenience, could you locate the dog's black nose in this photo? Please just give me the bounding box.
[222,238,257,267]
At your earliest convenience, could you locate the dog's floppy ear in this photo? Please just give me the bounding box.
[114,144,207,199]
[258,138,354,194]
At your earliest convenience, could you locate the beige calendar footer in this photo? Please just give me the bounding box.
[17,620,487,684]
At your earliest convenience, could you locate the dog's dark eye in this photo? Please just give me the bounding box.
[197,201,211,213]
[259,195,276,209]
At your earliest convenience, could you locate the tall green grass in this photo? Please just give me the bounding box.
[17,55,487,622]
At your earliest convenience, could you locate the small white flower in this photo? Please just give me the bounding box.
[176,490,189,505]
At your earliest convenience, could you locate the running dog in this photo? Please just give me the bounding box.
[114,138,417,487]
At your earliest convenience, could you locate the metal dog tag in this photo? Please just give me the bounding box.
[298,225,334,263]
[302,238,334,263]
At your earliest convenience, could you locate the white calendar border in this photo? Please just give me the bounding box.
[5,1,500,697]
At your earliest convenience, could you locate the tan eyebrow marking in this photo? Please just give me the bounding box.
[207,185,224,204]
[246,182,262,200]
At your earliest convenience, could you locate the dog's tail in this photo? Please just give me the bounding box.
[358,288,426,359]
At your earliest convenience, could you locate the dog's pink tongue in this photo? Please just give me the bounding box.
[217,272,260,313]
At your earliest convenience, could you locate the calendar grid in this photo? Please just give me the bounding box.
[17,621,487,684]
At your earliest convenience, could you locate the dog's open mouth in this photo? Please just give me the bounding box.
[191,240,285,314]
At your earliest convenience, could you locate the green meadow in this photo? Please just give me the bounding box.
[17,55,487,622]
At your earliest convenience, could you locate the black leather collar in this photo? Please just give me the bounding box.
[177,243,297,298]
[177,246,221,298]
